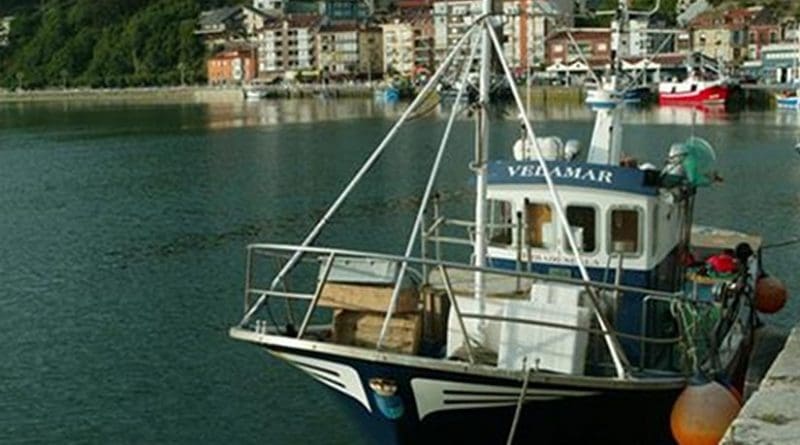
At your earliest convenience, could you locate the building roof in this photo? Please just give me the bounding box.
[198,6,240,28]
[751,7,781,27]
[689,7,759,30]
[209,49,254,60]
[319,22,360,33]
[287,13,323,28]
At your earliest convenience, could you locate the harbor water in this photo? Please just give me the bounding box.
[1,98,798,444]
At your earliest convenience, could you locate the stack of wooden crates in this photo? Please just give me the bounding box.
[319,279,423,354]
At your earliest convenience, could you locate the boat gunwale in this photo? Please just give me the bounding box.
[229,326,689,391]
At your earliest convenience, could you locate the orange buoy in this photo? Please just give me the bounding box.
[671,380,742,445]
[755,276,788,314]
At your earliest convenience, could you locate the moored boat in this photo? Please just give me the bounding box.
[776,89,800,109]
[658,75,729,105]
[229,2,783,444]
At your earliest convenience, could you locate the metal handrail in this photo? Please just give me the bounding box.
[239,244,691,366]
[243,243,684,305]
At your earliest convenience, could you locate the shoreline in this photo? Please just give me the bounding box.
[0,86,242,103]
[0,85,585,105]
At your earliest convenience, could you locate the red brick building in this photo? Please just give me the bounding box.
[546,29,610,66]
[748,9,782,60]
[207,49,258,85]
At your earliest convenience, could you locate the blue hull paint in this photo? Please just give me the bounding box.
[267,345,683,445]
[777,97,799,109]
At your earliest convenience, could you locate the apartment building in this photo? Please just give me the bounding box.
[381,8,434,78]
[257,14,321,80]
[432,0,573,72]
[318,23,360,77]
[358,26,384,79]
[689,7,760,66]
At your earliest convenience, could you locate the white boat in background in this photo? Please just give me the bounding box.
[229,2,786,444]
[243,84,268,100]
[776,87,800,109]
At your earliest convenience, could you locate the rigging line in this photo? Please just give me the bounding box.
[763,237,800,249]
[563,30,602,86]
[485,20,630,378]
[377,30,481,349]
[506,358,531,445]
[618,30,675,96]
[239,23,482,327]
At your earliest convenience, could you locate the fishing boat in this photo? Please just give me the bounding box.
[658,74,729,106]
[775,87,800,110]
[585,78,651,108]
[242,84,268,100]
[230,2,784,444]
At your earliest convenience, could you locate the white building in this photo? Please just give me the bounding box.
[382,20,416,76]
[432,0,574,72]
[253,0,284,13]
[257,15,320,79]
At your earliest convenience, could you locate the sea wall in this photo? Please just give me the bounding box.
[0,86,241,103]
[0,85,586,104]
[722,326,800,444]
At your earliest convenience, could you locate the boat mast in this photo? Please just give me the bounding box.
[587,0,639,165]
[472,0,492,320]
[473,0,493,310]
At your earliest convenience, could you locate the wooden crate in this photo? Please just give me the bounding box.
[333,310,422,354]
[422,287,450,346]
[318,282,419,314]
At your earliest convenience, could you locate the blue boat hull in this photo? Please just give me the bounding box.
[777,96,799,109]
[263,344,698,445]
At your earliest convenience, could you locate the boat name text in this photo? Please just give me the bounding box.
[507,165,614,184]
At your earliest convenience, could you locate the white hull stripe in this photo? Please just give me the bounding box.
[271,351,372,413]
[412,378,598,420]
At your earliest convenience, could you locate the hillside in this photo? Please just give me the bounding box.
[0,0,243,89]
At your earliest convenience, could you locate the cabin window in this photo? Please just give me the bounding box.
[609,207,642,255]
[489,199,513,246]
[564,205,596,253]
[525,201,554,248]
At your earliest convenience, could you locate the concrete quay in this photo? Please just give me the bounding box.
[0,86,243,103]
[0,84,586,104]
[722,326,800,444]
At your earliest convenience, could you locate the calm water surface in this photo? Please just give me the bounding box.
[1,99,799,444]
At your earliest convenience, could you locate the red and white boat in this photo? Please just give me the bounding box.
[658,75,729,105]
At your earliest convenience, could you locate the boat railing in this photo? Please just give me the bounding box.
[239,243,699,374]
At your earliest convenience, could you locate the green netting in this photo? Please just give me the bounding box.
[681,136,717,187]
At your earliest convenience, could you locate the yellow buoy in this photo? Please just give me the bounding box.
[671,380,742,445]
[755,276,788,314]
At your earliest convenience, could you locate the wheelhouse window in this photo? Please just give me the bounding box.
[525,201,554,248]
[488,199,513,246]
[610,208,642,255]
[564,205,596,253]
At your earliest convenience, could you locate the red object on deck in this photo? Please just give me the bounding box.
[706,252,738,274]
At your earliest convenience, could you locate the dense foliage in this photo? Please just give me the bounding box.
[0,0,238,89]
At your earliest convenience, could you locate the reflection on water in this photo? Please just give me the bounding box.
[204,98,403,129]
[201,98,761,131]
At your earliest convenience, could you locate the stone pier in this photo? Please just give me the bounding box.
[722,326,800,444]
